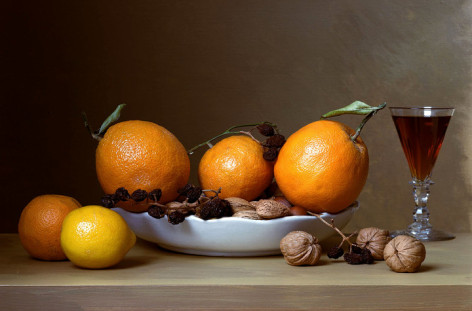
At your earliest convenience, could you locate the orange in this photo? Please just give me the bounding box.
[18,194,81,260]
[198,135,274,200]
[274,120,369,214]
[96,120,190,212]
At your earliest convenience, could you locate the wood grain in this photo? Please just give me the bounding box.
[1,234,471,310]
[1,285,471,310]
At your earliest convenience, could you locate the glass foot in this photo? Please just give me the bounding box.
[390,229,455,242]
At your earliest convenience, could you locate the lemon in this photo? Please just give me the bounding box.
[60,205,136,269]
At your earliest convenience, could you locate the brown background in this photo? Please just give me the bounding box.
[1,0,471,233]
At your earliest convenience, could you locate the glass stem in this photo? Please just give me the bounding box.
[408,178,433,235]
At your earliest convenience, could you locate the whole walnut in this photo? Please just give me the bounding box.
[280,231,322,266]
[356,227,390,260]
[383,235,426,273]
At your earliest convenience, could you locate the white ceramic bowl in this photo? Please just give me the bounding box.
[113,201,359,257]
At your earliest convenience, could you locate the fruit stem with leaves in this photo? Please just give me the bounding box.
[82,104,127,141]
[187,122,279,154]
[321,101,387,142]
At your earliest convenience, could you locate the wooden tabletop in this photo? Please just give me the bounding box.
[1,233,471,310]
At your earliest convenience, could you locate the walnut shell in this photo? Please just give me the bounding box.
[225,197,255,213]
[254,199,291,219]
[356,227,390,260]
[232,210,262,220]
[384,235,426,273]
[280,231,322,266]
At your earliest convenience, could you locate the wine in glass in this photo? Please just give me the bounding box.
[390,107,454,241]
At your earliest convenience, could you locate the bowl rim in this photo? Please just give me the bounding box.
[115,201,359,224]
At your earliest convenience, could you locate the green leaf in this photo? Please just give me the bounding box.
[321,101,386,119]
[98,104,126,135]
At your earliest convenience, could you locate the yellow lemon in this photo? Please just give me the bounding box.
[60,205,136,269]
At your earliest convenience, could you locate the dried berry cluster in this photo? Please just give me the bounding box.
[196,197,232,220]
[343,245,374,265]
[148,184,232,224]
[148,203,194,225]
[308,213,378,265]
[101,187,162,208]
[177,184,202,203]
[256,123,286,161]
[326,244,373,265]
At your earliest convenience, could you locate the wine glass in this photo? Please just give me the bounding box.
[390,106,455,241]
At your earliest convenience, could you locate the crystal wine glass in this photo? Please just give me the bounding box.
[390,107,455,241]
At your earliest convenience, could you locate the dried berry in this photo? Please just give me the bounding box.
[344,246,374,265]
[115,187,131,201]
[186,186,202,203]
[197,197,232,220]
[263,134,286,148]
[344,252,364,265]
[327,247,344,259]
[167,210,186,225]
[148,189,162,202]
[148,204,166,219]
[100,194,116,208]
[178,184,193,196]
[256,123,275,137]
[360,248,374,264]
[131,189,148,202]
[263,147,278,161]
[351,244,363,254]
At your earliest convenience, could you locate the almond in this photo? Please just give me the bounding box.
[225,197,255,213]
[232,210,262,220]
[254,199,291,219]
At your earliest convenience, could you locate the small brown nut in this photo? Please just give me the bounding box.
[273,196,292,208]
[225,197,255,213]
[249,201,258,208]
[356,227,390,260]
[254,199,291,219]
[280,231,322,266]
[384,235,426,273]
[232,210,262,220]
[290,206,308,216]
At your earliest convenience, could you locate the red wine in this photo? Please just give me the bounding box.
[392,115,451,180]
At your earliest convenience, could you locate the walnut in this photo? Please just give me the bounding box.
[232,210,262,220]
[225,197,255,213]
[280,231,322,266]
[254,199,291,219]
[356,227,390,260]
[383,235,426,273]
